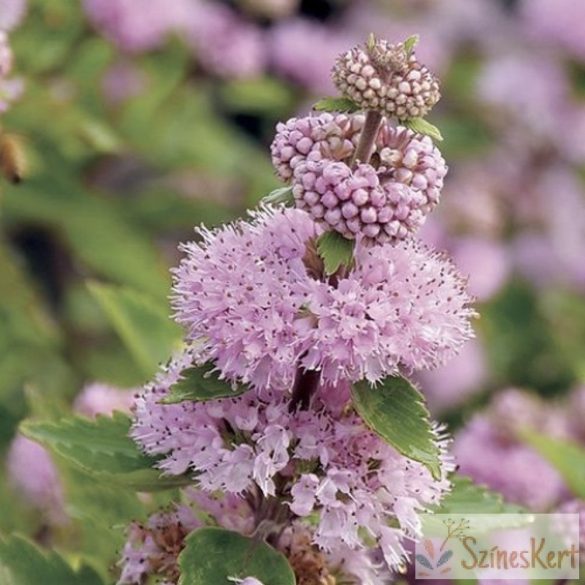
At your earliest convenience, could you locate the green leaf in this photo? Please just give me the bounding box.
[178,527,296,585]
[0,535,104,585]
[161,363,250,404]
[519,430,585,499]
[316,231,355,276]
[219,77,295,115]
[435,475,526,514]
[351,376,441,479]
[21,412,192,491]
[314,97,361,113]
[88,282,181,378]
[402,117,443,142]
[403,34,420,55]
[425,475,529,535]
[262,185,294,206]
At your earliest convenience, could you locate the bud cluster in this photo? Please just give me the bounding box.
[271,115,447,244]
[332,37,441,119]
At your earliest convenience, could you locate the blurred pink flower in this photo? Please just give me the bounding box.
[268,19,353,94]
[6,382,135,525]
[73,382,135,417]
[477,53,568,142]
[451,236,510,301]
[417,338,487,413]
[6,435,67,524]
[83,0,180,52]
[0,0,27,31]
[454,389,572,511]
[521,0,585,60]
[454,416,566,511]
[184,1,266,79]
[0,31,13,76]
[101,60,147,104]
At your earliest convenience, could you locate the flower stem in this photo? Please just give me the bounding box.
[351,109,383,167]
[289,366,321,412]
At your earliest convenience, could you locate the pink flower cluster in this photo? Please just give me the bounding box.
[120,490,393,585]
[271,113,447,243]
[121,35,475,584]
[171,207,473,390]
[131,349,453,577]
[454,387,585,511]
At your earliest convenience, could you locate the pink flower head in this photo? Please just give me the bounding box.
[171,207,474,390]
[118,504,202,584]
[132,353,454,573]
[272,113,447,244]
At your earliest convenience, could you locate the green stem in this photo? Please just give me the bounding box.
[351,110,383,167]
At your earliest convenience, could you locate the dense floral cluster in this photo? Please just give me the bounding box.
[119,504,201,584]
[271,114,447,244]
[171,207,473,389]
[121,34,474,585]
[332,37,441,119]
[131,349,453,581]
[120,490,394,585]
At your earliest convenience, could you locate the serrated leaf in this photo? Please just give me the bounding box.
[404,34,420,55]
[21,412,192,491]
[435,475,526,514]
[0,535,104,585]
[425,475,529,535]
[262,185,294,205]
[403,117,443,142]
[519,430,585,499]
[178,527,296,585]
[351,376,441,479]
[88,282,181,378]
[161,363,250,404]
[316,231,355,276]
[314,97,361,113]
